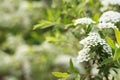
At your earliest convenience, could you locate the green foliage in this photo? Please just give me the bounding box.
[106,36,116,49]
[114,48,120,60]
[33,20,54,29]
[1,0,120,80]
[69,59,76,73]
[112,29,120,61]
[114,28,120,46]
[75,75,81,80]
[52,72,69,78]
[100,58,113,66]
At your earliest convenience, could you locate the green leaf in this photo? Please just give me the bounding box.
[106,36,116,49]
[114,48,120,60]
[69,59,75,73]
[86,25,92,34]
[47,9,54,21]
[93,14,99,22]
[45,36,58,42]
[114,28,120,46]
[56,18,61,24]
[100,58,113,65]
[52,72,69,78]
[33,20,54,29]
[75,75,80,80]
[65,23,74,29]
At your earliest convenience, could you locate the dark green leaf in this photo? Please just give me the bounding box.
[86,25,92,34]
[69,59,75,73]
[100,58,113,65]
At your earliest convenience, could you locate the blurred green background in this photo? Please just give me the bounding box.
[0,0,104,80]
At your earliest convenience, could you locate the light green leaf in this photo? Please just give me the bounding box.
[33,20,54,29]
[52,72,69,78]
[106,36,116,49]
[75,75,80,80]
[45,36,58,42]
[65,24,74,29]
[93,14,99,22]
[100,58,113,65]
[56,18,61,24]
[114,48,120,60]
[47,9,54,21]
[114,28,120,46]
[78,8,83,15]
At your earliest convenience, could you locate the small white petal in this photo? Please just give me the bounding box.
[97,22,117,30]
[99,11,120,23]
[74,17,95,25]
[100,0,120,6]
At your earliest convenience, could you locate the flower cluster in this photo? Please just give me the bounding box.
[74,17,95,26]
[97,22,117,30]
[80,32,101,48]
[102,43,112,54]
[100,0,120,6]
[77,32,112,63]
[99,11,120,23]
[77,48,90,63]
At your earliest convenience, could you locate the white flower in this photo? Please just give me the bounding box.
[77,32,112,63]
[91,64,99,75]
[80,32,101,48]
[74,17,95,25]
[100,0,120,6]
[80,32,112,54]
[103,44,112,54]
[77,48,91,62]
[97,22,117,29]
[99,11,120,23]
[100,0,120,11]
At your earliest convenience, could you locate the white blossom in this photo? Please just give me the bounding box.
[77,32,112,62]
[74,17,95,25]
[14,44,29,60]
[97,22,117,30]
[80,32,101,48]
[100,0,120,11]
[100,0,120,6]
[91,64,99,76]
[77,48,91,62]
[103,44,112,54]
[99,11,120,23]
[80,32,112,54]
